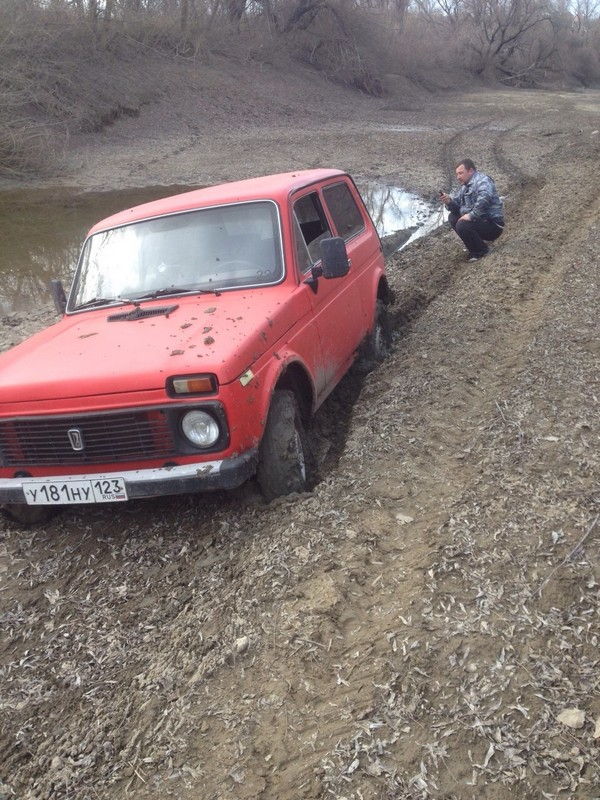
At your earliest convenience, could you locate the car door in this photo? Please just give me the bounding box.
[291,188,365,402]
[321,178,381,331]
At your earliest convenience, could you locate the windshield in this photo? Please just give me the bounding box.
[69,200,284,310]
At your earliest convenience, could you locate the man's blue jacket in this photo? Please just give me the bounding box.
[449,172,504,224]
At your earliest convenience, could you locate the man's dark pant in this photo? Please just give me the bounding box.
[449,212,504,257]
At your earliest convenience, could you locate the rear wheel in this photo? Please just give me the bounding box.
[257,390,315,501]
[359,300,392,369]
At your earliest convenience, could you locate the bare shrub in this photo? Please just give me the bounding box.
[118,7,212,57]
[0,3,166,175]
[280,0,397,94]
[0,119,51,177]
[392,12,472,89]
[566,37,600,82]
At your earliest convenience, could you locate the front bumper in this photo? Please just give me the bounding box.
[0,449,258,505]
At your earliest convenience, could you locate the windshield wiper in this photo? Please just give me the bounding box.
[73,296,120,310]
[129,286,221,300]
[74,287,219,310]
[73,296,140,312]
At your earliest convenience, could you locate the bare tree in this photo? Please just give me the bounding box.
[573,0,600,38]
[283,0,326,31]
[412,0,464,27]
[464,0,554,74]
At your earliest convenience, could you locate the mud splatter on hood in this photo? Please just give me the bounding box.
[0,286,303,404]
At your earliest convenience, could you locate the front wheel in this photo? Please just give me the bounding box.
[257,390,316,501]
[1,504,60,527]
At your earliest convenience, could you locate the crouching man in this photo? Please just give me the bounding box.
[440,159,504,261]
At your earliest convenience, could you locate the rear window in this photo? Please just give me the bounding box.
[323,182,365,241]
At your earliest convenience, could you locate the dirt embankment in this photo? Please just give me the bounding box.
[1,87,599,800]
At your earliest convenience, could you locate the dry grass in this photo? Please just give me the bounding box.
[0,6,166,176]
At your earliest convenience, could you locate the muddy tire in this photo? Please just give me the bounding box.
[359,300,392,370]
[257,390,315,501]
[1,504,60,527]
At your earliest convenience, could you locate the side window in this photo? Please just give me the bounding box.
[323,182,365,241]
[293,192,332,264]
[293,213,312,273]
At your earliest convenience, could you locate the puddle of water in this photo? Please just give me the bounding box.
[358,181,446,253]
[0,185,198,314]
[0,181,445,313]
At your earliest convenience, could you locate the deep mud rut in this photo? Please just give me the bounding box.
[1,88,599,800]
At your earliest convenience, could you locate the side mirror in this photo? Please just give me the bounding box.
[320,237,349,279]
[49,279,67,315]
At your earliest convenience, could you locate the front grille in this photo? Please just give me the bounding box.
[0,408,177,467]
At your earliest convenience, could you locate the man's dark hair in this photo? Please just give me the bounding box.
[456,158,476,171]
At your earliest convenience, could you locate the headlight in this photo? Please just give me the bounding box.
[181,410,220,448]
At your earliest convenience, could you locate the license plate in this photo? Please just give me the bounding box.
[23,477,128,505]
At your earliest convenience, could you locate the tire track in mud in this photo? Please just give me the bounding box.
[485,181,600,390]
[491,123,530,184]
[438,121,490,184]
[438,115,532,190]
[312,233,475,475]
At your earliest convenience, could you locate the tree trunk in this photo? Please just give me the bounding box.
[181,0,189,34]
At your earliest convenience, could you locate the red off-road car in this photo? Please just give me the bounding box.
[0,170,392,523]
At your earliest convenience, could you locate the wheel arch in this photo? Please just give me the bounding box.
[364,273,394,336]
[252,353,317,436]
[273,360,315,423]
[377,275,394,306]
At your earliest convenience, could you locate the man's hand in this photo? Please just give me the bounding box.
[439,192,451,205]
[458,213,472,222]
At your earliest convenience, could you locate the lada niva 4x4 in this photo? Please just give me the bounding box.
[0,169,392,524]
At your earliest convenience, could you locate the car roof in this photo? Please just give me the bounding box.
[88,169,347,234]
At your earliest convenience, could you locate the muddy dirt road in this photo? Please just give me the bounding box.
[1,86,599,800]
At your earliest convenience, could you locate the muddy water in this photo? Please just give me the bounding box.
[359,182,445,253]
[0,183,443,314]
[0,186,197,314]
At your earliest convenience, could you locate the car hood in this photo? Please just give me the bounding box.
[0,288,303,404]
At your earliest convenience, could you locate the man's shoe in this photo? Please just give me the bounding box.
[467,248,489,262]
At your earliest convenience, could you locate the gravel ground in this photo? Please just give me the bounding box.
[1,76,599,800]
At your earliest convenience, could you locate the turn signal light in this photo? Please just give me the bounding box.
[168,374,217,395]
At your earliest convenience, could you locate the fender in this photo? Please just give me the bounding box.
[368,270,394,329]
[245,349,317,434]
